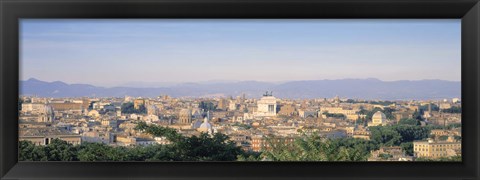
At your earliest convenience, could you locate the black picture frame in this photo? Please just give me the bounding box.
[1,0,479,179]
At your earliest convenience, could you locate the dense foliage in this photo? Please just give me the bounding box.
[447,123,461,129]
[19,140,48,161]
[322,112,346,118]
[369,124,430,146]
[398,118,421,126]
[259,135,377,161]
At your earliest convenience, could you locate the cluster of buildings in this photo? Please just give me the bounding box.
[19,93,462,161]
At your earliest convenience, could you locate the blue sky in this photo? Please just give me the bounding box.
[20,19,460,87]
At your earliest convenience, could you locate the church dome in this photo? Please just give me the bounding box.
[198,117,213,134]
[199,117,212,129]
[372,111,386,120]
[88,110,100,117]
[368,111,387,127]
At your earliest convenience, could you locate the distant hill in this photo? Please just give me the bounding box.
[20,78,460,100]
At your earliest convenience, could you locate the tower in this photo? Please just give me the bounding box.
[179,109,192,124]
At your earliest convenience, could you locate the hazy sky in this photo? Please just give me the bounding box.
[20,19,460,87]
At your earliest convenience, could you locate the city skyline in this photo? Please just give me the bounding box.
[21,19,460,87]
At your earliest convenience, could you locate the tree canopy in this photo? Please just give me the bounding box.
[260,135,375,161]
[398,118,421,126]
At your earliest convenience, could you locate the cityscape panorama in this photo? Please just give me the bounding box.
[19,19,461,161]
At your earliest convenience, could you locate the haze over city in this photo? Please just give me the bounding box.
[20,19,460,87]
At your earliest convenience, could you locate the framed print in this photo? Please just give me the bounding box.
[1,0,479,179]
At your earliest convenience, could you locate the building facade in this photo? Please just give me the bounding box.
[255,92,277,117]
[413,138,461,158]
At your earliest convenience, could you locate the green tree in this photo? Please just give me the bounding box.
[419,103,439,112]
[135,121,182,141]
[398,118,420,126]
[369,126,402,146]
[237,151,262,161]
[438,135,449,141]
[413,109,423,121]
[393,125,430,142]
[125,145,164,161]
[364,108,381,121]
[447,123,461,129]
[261,135,369,161]
[379,153,393,160]
[136,122,242,161]
[77,142,127,161]
[400,142,414,156]
[382,107,396,119]
[19,141,47,161]
[323,112,346,119]
[358,106,368,115]
[44,139,79,161]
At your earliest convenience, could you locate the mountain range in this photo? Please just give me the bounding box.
[20,78,461,100]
